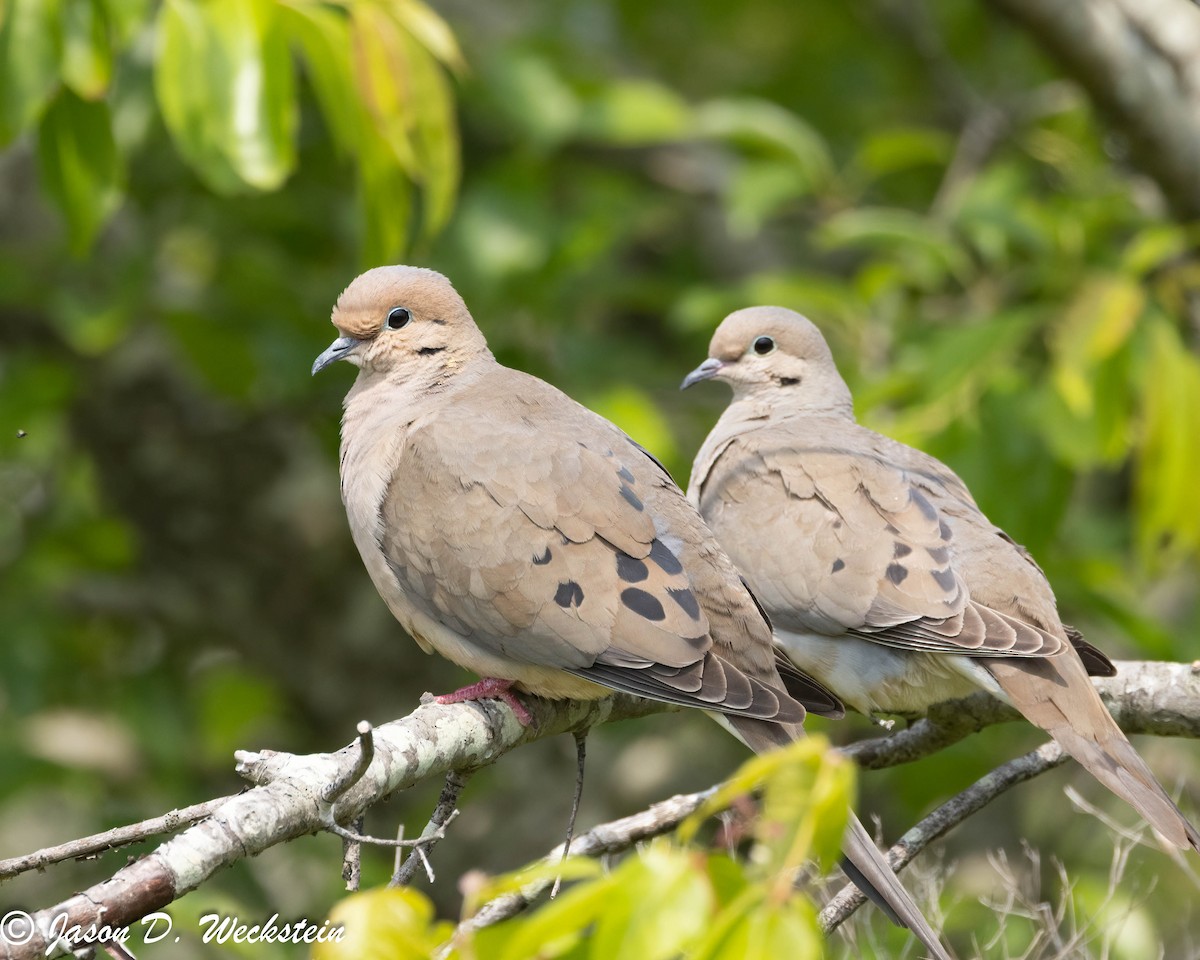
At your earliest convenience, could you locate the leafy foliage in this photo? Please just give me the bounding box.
[2,0,1199,956]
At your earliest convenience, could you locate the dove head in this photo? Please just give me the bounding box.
[681,306,854,416]
[312,266,490,379]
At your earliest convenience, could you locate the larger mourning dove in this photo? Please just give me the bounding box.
[314,266,952,958]
[683,306,1200,852]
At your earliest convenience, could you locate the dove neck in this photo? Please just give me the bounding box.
[728,376,855,421]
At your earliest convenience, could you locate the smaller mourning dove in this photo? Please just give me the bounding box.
[683,306,1200,853]
[314,267,952,958]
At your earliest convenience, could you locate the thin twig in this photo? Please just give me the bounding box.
[444,786,719,954]
[0,796,236,880]
[550,731,588,899]
[342,816,363,892]
[322,721,375,804]
[391,770,471,886]
[818,740,1068,931]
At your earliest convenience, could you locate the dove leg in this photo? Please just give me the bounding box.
[435,677,534,725]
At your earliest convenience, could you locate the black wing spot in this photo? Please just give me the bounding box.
[939,519,952,541]
[926,545,949,564]
[617,465,635,483]
[616,553,649,583]
[883,522,900,535]
[931,568,957,591]
[831,558,845,573]
[911,488,938,521]
[667,587,701,620]
[621,587,665,621]
[555,581,585,608]
[893,542,912,559]
[885,563,909,585]
[533,546,552,565]
[620,485,644,511]
[648,539,684,575]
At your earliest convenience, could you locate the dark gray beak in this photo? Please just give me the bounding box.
[312,336,361,376]
[680,357,725,390]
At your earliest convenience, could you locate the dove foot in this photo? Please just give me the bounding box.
[434,678,534,726]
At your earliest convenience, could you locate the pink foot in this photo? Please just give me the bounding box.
[434,677,534,726]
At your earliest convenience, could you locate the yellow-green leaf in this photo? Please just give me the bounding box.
[313,887,452,960]
[279,1,361,156]
[60,0,112,99]
[0,0,61,144]
[350,2,418,172]
[396,22,458,241]
[36,88,123,253]
[1135,316,1200,566]
[394,0,464,73]
[155,0,297,193]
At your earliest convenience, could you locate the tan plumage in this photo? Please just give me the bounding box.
[685,305,1200,852]
[316,268,951,958]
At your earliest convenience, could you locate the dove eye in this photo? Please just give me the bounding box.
[752,336,775,356]
[385,307,411,330]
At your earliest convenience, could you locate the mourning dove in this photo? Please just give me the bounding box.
[314,267,952,957]
[684,305,1200,852]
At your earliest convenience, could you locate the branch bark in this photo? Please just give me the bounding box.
[982,0,1200,220]
[1,660,1195,959]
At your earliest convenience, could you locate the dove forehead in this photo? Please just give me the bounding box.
[331,265,471,339]
[708,306,833,362]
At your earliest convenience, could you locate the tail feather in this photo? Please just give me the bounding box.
[729,716,953,960]
[987,655,1200,851]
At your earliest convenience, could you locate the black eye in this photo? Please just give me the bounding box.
[753,336,775,355]
[386,307,411,330]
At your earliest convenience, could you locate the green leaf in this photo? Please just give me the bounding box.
[693,889,823,960]
[724,159,813,237]
[592,842,713,960]
[818,207,971,288]
[580,79,693,145]
[393,0,465,74]
[155,0,297,192]
[479,869,617,960]
[396,22,458,241]
[36,88,122,253]
[279,1,361,156]
[585,385,679,466]
[463,856,604,917]
[1135,316,1200,565]
[0,0,62,144]
[60,0,111,99]
[696,98,832,186]
[854,125,953,179]
[1050,274,1143,416]
[349,2,418,173]
[313,887,453,960]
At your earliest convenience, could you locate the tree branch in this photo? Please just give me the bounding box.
[981,0,1200,220]
[0,693,665,960]
[1,660,1195,959]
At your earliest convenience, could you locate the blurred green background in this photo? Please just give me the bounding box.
[1,0,1198,956]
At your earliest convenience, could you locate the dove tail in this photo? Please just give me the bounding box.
[728,717,953,960]
[988,656,1200,852]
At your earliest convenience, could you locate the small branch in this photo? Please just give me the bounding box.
[446,786,719,953]
[322,721,375,804]
[5,693,665,960]
[0,797,236,881]
[982,0,1200,221]
[818,741,1068,931]
[392,770,471,886]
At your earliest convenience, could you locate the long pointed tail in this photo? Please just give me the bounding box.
[987,655,1200,851]
[729,716,953,960]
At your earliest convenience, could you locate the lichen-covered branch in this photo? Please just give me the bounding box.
[982,0,1200,220]
[1,660,1196,959]
[0,694,664,960]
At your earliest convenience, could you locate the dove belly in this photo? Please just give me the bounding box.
[774,628,997,716]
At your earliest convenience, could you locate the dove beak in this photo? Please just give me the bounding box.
[312,336,362,375]
[680,357,725,390]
